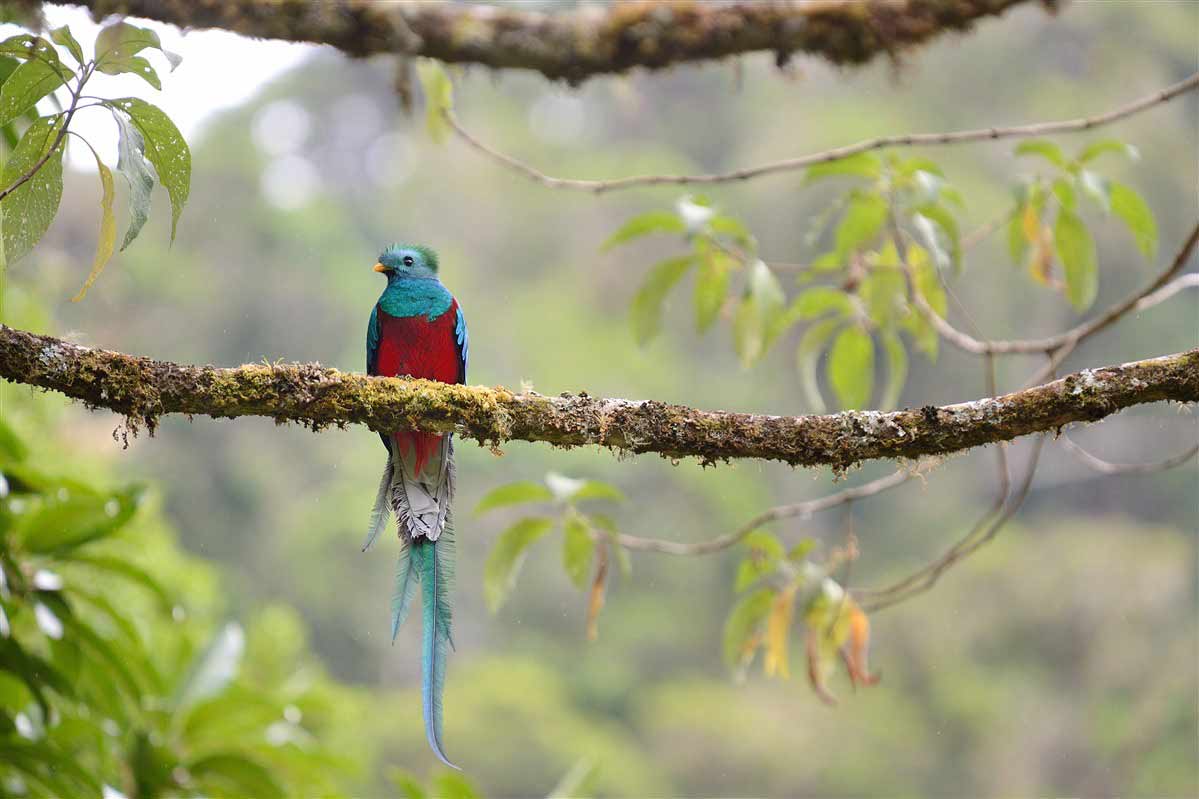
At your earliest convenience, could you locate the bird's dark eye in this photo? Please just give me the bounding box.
[402,255,415,267]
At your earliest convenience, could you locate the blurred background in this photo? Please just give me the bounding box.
[1,1,1196,796]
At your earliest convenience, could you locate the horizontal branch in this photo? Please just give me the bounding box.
[1,325,1195,469]
[445,70,1199,192]
[74,0,1039,84]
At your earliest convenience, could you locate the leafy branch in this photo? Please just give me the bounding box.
[0,22,191,299]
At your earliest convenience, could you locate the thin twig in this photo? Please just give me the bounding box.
[446,72,1199,193]
[1060,436,1198,476]
[615,468,913,555]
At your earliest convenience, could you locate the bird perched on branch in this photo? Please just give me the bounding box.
[363,244,468,769]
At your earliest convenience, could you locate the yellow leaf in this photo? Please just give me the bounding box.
[585,544,609,642]
[1021,202,1039,244]
[417,59,454,144]
[764,583,798,679]
[72,148,116,302]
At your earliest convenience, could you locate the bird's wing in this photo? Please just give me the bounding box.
[453,300,468,384]
[367,303,381,376]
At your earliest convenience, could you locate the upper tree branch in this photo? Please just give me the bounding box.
[1,325,1194,469]
[73,0,1041,84]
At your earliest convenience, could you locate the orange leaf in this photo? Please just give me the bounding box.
[764,583,798,679]
[585,543,609,641]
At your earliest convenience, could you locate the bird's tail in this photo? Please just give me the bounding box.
[361,455,394,553]
[411,528,457,769]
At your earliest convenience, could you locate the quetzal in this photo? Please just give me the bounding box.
[362,244,467,769]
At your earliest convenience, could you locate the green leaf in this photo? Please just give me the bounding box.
[0,35,61,64]
[827,325,874,410]
[13,484,140,554]
[631,255,694,345]
[49,27,83,64]
[100,55,161,90]
[110,105,156,251]
[733,259,786,365]
[787,539,816,562]
[431,772,482,799]
[1015,139,1067,169]
[796,318,841,412]
[1052,177,1077,211]
[1077,139,1139,164]
[0,59,64,126]
[709,214,755,249]
[722,588,773,669]
[417,59,453,144]
[734,530,784,592]
[71,144,117,301]
[571,480,625,503]
[95,22,180,72]
[904,243,945,361]
[792,286,853,320]
[1078,170,1111,214]
[473,481,553,515]
[859,268,906,327]
[389,768,428,799]
[562,512,594,590]
[879,330,908,410]
[0,418,27,461]
[804,152,882,184]
[188,753,284,799]
[913,203,961,271]
[0,114,63,263]
[1054,207,1098,311]
[693,249,732,331]
[602,210,685,251]
[484,517,554,613]
[1109,182,1157,260]
[69,553,174,612]
[111,98,190,242]
[834,193,887,258]
[1007,202,1028,267]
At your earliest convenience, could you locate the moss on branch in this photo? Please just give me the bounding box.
[2,325,1194,469]
[71,0,1043,83]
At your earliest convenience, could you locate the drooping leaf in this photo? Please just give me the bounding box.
[693,248,732,331]
[187,753,284,799]
[1007,203,1028,267]
[1015,139,1067,169]
[71,144,117,301]
[709,214,755,249]
[1054,207,1098,311]
[792,286,853,320]
[111,98,190,242]
[1077,139,1139,164]
[602,210,685,251]
[722,588,773,670]
[49,27,83,64]
[859,268,906,327]
[631,255,694,345]
[417,59,453,144]
[561,512,594,590]
[1078,169,1111,214]
[0,115,63,263]
[834,193,887,259]
[100,55,161,90]
[879,330,908,410]
[1109,182,1157,260]
[764,583,799,678]
[787,538,817,562]
[484,516,554,613]
[473,481,553,515]
[733,259,786,366]
[0,59,64,126]
[796,318,842,412]
[904,243,945,361]
[69,554,173,612]
[109,105,157,250]
[804,152,883,184]
[827,325,875,410]
[913,203,961,271]
[1051,177,1077,211]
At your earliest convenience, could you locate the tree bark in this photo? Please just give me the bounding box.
[73,0,1044,84]
[2,324,1193,469]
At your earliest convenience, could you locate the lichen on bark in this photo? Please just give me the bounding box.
[2,324,1195,469]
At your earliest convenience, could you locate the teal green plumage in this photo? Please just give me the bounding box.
[362,244,467,770]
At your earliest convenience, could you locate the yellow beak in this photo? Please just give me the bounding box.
[373,262,388,273]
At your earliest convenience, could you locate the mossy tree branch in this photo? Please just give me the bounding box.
[72,0,1044,84]
[1,324,1194,469]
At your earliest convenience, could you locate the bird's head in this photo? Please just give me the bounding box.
[373,244,439,281]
